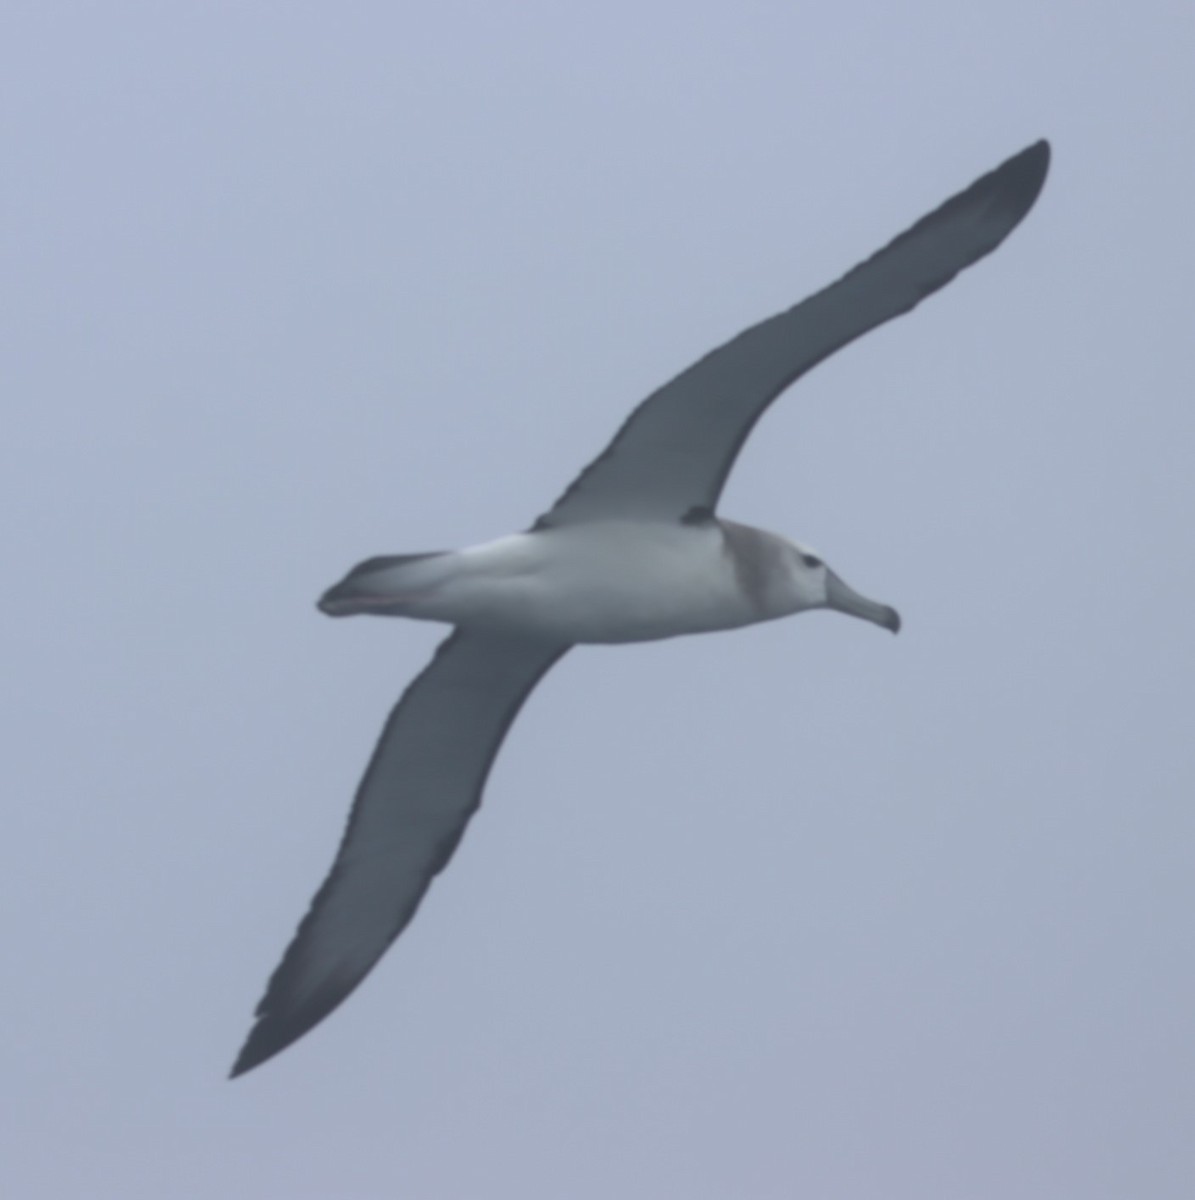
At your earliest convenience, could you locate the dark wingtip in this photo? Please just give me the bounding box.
[229,1016,284,1078]
[230,964,362,1079]
[1010,137,1050,189]
[918,138,1051,256]
[229,1026,282,1079]
[229,1047,258,1080]
[228,1004,321,1079]
[985,139,1051,224]
[228,1054,253,1080]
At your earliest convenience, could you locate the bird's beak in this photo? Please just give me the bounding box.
[825,571,901,634]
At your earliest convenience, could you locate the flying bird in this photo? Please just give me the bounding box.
[233,141,1050,1076]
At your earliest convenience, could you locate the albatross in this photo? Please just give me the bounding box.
[232,141,1050,1076]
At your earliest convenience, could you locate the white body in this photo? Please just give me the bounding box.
[328,520,813,644]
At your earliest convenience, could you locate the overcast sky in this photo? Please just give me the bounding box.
[4,3,1193,1197]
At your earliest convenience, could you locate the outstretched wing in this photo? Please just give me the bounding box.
[535,141,1049,529]
[232,630,569,1076]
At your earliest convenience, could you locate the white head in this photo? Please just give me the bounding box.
[782,538,901,633]
[715,519,899,632]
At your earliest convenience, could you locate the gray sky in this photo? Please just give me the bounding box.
[4,3,1193,1197]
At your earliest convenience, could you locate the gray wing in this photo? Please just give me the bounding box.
[232,630,569,1076]
[535,141,1049,529]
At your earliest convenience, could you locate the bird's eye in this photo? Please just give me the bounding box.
[801,554,822,568]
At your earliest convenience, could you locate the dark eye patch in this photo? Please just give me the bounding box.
[801,554,822,568]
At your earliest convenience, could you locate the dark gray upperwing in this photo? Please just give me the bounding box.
[534,141,1049,530]
[232,630,569,1076]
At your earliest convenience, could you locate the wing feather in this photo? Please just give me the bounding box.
[535,141,1049,529]
[232,630,569,1076]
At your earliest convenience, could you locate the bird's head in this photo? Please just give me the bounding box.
[784,540,901,634]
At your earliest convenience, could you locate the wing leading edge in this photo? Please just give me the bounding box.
[534,140,1049,530]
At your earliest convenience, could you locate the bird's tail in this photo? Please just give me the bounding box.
[317,552,451,616]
